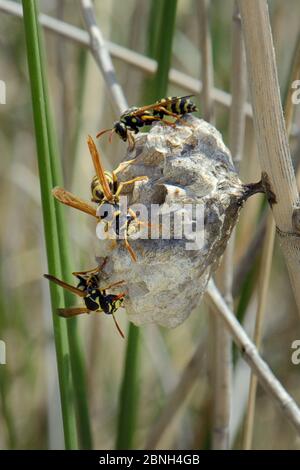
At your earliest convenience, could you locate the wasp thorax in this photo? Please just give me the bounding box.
[98,115,253,328]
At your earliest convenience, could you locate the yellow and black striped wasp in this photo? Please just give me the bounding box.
[52,136,148,262]
[96,95,198,148]
[88,135,148,261]
[44,259,126,337]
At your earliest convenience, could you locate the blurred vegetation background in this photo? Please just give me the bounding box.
[0,0,300,450]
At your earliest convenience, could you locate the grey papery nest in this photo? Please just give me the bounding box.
[97,115,259,328]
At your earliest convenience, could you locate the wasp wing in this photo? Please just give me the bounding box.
[129,95,195,117]
[57,307,94,318]
[87,135,113,201]
[52,187,97,219]
[44,274,86,298]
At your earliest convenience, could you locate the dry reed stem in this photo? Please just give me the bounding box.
[229,3,247,171]
[238,0,300,316]
[243,215,275,449]
[284,33,300,137]
[0,0,253,117]
[242,25,300,449]
[197,0,215,123]
[197,0,231,450]
[144,337,206,449]
[205,280,300,435]
[232,212,267,297]
[212,2,247,449]
[79,0,127,114]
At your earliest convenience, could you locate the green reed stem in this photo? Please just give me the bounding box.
[116,325,140,449]
[22,0,92,449]
[145,0,178,101]
[34,4,92,448]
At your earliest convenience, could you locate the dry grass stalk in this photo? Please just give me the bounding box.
[197,0,215,123]
[232,212,267,297]
[205,280,300,434]
[79,0,127,113]
[229,3,247,171]
[238,0,300,315]
[144,337,206,449]
[197,0,230,450]
[284,33,300,137]
[242,24,300,449]
[0,0,253,117]
[243,215,275,449]
[212,2,246,449]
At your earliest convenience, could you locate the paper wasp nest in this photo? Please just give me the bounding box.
[99,116,252,328]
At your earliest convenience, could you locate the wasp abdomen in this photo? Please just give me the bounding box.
[154,96,198,118]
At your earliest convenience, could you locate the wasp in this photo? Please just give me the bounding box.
[96,95,198,148]
[44,259,126,338]
[88,136,148,261]
[52,136,147,262]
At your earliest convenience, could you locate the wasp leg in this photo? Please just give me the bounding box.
[101,280,126,290]
[156,106,187,125]
[139,114,176,127]
[155,106,181,119]
[110,160,139,194]
[127,131,136,151]
[160,119,177,127]
[123,233,137,262]
[157,106,178,118]
[140,115,161,123]
[113,159,136,175]
[72,266,99,276]
[101,213,137,261]
[73,257,108,277]
[52,187,97,218]
[128,207,159,234]
[128,208,138,219]
[115,176,148,198]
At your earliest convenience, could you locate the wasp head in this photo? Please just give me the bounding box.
[114,121,128,141]
[101,293,125,315]
[91,172,113,204]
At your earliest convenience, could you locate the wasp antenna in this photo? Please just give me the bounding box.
[96,128,113,139]
[108,128,116,144]
[112,314,125,339]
